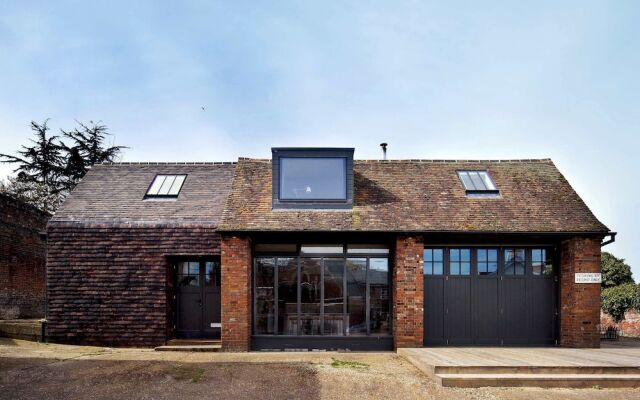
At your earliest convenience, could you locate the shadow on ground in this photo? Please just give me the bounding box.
[0,359,320,400]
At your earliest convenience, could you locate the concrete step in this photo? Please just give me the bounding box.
[436,373,640,388]
[155,344,222,352]
[166,339,221,346]
[0,319,42,342]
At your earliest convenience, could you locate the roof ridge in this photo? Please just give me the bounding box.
[101,161,237,165]
[236,158,554,163]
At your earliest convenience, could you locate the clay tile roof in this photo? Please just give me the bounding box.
[50,162,236,226]
[219,158,609,233]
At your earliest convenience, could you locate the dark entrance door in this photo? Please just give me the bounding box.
[175,260,221,339]
[424,247,557,346]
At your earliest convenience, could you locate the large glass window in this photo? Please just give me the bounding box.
[450,249,471,275]
[504,248,525,275]
[424,249,444,275]
[279,157,347,200]
[369,258,390,334]
[323,258,345,335]
[346,258,367,336]
[277,257,298,335]
[255,258,275,334]
[254,244,391,337]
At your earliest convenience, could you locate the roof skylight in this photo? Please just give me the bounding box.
[457,171,498,194]
[146,174,187,197]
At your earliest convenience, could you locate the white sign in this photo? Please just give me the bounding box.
[575,273,602,284]
[210,323,221,328]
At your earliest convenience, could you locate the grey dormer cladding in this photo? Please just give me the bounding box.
[271,148,354,210]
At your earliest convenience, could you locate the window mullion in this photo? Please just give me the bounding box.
[320,258,325,336]
[274,258,279,336]
[365,258,371,336]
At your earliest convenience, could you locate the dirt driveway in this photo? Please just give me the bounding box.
[1,338,640,400]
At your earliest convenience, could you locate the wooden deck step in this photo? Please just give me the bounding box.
[436,373,640,388]
[434,365,640,375]
[166,339,221,346]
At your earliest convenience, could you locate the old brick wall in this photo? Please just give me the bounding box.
[220,235,251,351]
[601,310,640,338]
[0,194,49,319]
[559,237,602,348]
[393,234,424,348]
[47,222,220,347]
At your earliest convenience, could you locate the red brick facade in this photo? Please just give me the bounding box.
[559,237,602,348]
[601,310,640,338]
[221,235,252,351]
[393,234,424,348]
[0,194,49,319]
[47,222,220,347]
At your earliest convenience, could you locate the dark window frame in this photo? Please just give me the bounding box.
[271,148,354,209]
[252,242,392,338]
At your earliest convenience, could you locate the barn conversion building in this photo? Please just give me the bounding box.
[46,148,612,350]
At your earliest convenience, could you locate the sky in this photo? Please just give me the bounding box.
[0,1,638,277]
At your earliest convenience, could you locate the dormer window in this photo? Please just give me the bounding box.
[272,148,354,209]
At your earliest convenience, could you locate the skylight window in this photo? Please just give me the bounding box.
[457,171,498,195]
[146,174,187,197]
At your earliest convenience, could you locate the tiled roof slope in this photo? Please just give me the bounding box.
[219,158,609,233]
[51,163,235,225]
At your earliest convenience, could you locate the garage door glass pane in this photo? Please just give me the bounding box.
[346,258,367,336]
[504,249,525,275]
[324,258,345,335]
[255,258,275,334]
[300,258,321,335]
[277,257,298,335]
[450,249,471,275]
[369,258,390,334]
[477,249,498,275]
[424,248,444,275]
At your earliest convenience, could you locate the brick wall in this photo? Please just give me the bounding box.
[220,235,252,351]
[0,194,49,319]
[393,234,424,348]
[559,237,602,348]
[601,310,640,338]
[47,222,220,347]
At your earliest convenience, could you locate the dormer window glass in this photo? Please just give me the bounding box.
[272,148,354,209]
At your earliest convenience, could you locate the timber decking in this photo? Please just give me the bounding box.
[398,343,640,388]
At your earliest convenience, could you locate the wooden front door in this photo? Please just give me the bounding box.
[175,260,221,339]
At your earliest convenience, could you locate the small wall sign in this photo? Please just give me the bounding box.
[575,273,602,284]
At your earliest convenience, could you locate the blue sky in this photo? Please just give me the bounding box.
[1,1,638,277]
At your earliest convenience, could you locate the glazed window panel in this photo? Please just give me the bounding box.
[277,257,298,335]
[300,258,322,335]
[504,248,526,275]
[477,249,498,276]
[369,258,390,334]
[450,249,471,275]
[346,258,367,336]
[532,248,554,276]
[177,261,199,287]
[424,248,444,275]
[323,258,345,335]
[255,258,275,334]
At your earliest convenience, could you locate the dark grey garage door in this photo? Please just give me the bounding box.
[423,247,557,346]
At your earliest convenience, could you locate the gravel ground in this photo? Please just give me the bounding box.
[1,338,639,400]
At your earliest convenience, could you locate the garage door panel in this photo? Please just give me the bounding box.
[473,278,500,344]
[528,279,556,344]
[501,278,529,344]
[424,277,445,345]
[445,278,472,344]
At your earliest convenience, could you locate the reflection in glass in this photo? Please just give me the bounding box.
[277,258,298,335]
[369,258,390,334]
[346,258,367,336]
[505,248,525,275]
[477,249,498,275]
[324,258,344,335]
[255,258,275,334]
[300,258,321,335]
[450,249,471,275]
[532,249,553,276]
[279,157,347,200]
